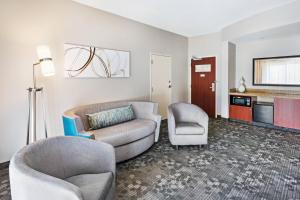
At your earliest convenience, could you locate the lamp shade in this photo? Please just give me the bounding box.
[36,45,55,76]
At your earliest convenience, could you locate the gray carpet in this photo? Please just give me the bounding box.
[1,119,300,200]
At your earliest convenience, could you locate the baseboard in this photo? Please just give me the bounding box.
[0,161,9,170]
[229,119,300,134]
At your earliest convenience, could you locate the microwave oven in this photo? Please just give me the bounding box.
[230,95,252,107]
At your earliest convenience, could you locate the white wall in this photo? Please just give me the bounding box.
[222,1,300,41]
[188,32,222,114]
[0,0,188,162]
[236,35,300,90]
[188,1,300,118]
[228,43,236,89]
[220,41,236,118]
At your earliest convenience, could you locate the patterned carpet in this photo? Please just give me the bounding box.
[1,119,300,200]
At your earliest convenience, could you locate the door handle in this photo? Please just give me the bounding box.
[209,82,215,92]
[168,80,172,88]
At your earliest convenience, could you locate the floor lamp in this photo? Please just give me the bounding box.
[27,45,55,144]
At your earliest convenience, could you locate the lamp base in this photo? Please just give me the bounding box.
[27,87,48,144]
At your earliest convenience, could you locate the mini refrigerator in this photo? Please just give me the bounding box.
[253,102,274,124]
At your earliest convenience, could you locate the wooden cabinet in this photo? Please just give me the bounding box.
[228,90,300,130]
[274,98,300,129]
[229,105,252,122]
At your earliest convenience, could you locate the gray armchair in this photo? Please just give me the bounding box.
[168,103,209,149]
[9,136,115,200]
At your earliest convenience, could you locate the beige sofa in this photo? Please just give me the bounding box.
[63,100,161,162]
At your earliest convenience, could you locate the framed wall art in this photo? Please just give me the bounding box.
[64,43,130,78]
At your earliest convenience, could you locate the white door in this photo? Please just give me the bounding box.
[151,54,172,119]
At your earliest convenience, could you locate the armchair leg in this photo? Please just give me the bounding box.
[175,145,178,150]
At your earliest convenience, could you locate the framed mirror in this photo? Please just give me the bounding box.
[253,55,300,86]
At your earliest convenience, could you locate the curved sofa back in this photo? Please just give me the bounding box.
[63,100,158,132]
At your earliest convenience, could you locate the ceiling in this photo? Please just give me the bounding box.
[73,0,296,37]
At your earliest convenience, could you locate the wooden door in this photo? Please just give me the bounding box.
[151,54,172,119]
[191,57,216,118]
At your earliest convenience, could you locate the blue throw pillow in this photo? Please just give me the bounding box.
[87,105,135,130]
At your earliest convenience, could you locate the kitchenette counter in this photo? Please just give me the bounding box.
[229,88,300,130]
[229,89,300,99]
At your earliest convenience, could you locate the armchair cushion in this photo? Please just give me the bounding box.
[65,172,113,200]
[92,119,156,147]
[176,122,205,135]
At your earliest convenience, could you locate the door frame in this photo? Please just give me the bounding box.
[190,55,218,118]
[149,52,172,107]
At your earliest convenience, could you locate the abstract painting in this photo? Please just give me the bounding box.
[64,43,130,78]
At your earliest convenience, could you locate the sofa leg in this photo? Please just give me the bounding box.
[175,145,178,150]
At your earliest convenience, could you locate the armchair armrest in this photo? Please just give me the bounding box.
[195,107,209,125]
[194,106,209,134]
[167,106,176,136]
[10,160,83,200]
[89,141,116,177]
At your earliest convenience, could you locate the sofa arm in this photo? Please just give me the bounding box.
[134,112,161,142]
[152,114,161,142]
[77,132,95,139]
[62,116,94,139]
[131,101,161,142]
[130,101,158,114]
[145,113,161,142]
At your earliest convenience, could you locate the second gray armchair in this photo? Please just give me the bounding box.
[167,102,209,149]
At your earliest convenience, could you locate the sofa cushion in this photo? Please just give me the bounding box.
[65,172,113,200]
[176,122,204,135]
[87,105,135,130]
[92,119,156,147]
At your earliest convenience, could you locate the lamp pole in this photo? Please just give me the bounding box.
[27,63,46,144]
[26,48,54,144]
